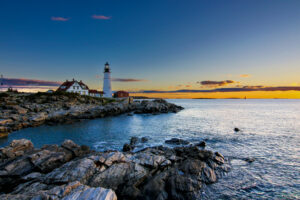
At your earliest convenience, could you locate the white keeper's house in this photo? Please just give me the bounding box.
[57,79,89,95]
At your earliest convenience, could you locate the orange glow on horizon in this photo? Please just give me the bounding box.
[131,91,300,99]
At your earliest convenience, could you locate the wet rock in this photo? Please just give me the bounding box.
[196,141,206,147]
[141,137,149,143]
[201,164,217,184]
[243,157,255,163]
[214,152,225,164]
[165,138,190,145]
[234,127,240,132]
[130,136,139,145]
[123,143,134,152]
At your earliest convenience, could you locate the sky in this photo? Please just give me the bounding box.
[0,0,300,98]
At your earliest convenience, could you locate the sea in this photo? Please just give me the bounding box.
[1,99,299,199]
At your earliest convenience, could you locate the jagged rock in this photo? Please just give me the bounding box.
[141,137,149,143]
[97,151,127,167]
[214,152,225,164]
[130,136,139,145]
[0,181,117,200]
[45,158,96,184]
[0,139,229,200]
[61,139,89,157]
[0,139,33,160]
[132,152,167,168]
[196,141,206,147]
[122,143,133,152]
[1,93,183,136]
[11,105,28,114]
[62,184,117,200]
[29,112,48,125]
[165,138,190,145]
[89,162,148,191]
[29,150,71,173]
[0,119,13,125]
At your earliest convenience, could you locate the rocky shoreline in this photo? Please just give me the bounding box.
[0,92,183,137]
[0,138,230,200]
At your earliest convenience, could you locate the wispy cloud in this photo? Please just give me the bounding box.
[240,74,251,78]
[112,78,148,82]
[51,17,70,21]
[92,15,111,20]
[197,80,237,87]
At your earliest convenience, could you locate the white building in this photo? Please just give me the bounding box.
[103,62,112,98]
[57,79,89,95]
[89,90,103,97]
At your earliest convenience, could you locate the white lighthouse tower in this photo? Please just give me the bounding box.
[103,62,112,98]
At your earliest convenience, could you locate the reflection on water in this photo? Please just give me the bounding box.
[1,99,300,199]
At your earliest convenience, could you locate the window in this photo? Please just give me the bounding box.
[73,86,75,89]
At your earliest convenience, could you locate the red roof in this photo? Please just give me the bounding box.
[57,80,89,91]
[114,90,129,94]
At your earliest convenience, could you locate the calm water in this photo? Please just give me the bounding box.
[1,99,300,199]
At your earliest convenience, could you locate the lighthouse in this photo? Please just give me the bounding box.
[103,62,112,98]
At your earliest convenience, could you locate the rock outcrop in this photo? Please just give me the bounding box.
[0,92,183,137]
[0,139,230,200]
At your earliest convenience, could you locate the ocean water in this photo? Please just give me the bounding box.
[1,99,299,199]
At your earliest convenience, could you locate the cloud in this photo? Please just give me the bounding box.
[112,78,148,82]
[92,15,111,20]
[51,17,69,21]
[240,74,251,78]
[0,78,61,88]
[132,86,300,93]
[197,80,237,87]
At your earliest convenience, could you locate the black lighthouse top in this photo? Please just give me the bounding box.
[104,62,110,73]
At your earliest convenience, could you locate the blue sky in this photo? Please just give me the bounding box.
[1,0,300,96]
